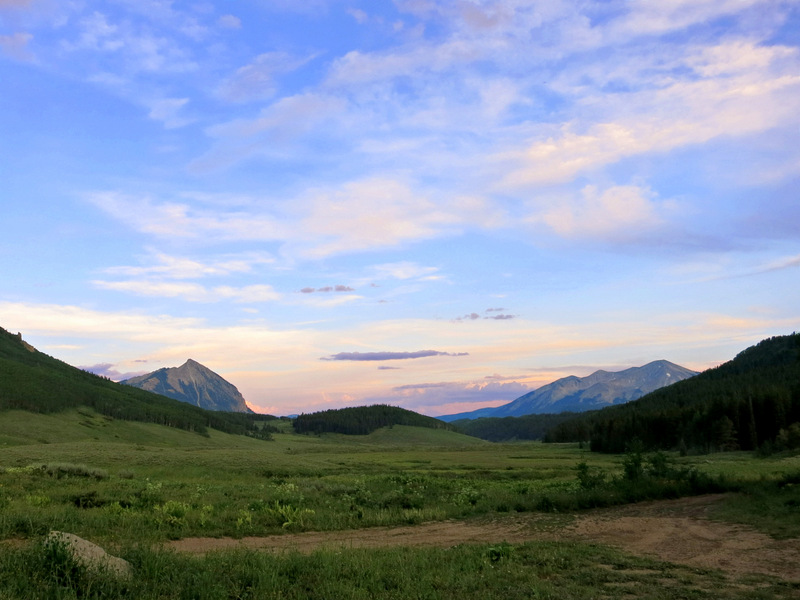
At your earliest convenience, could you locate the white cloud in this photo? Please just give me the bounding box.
[92,279,281,303]
[298,293,364,308]
[291,178,463,258]
[206,93,343,140]
[368,261,440,281]
[608,0,763,39]
[86,191,287,241]
[500,41,800,189]
[63,9,198,74]
[87,179,500,260]
[192,92,348,171]
[147,97,192,128]
[688,40,796,77]
[217,14,241,29]
[530,184,664,240]
[102,250,274,279]
[218,52,316,103]
[347,8,368,24]
[69,11,123,52]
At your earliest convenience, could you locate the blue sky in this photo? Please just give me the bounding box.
[2,0,799,416]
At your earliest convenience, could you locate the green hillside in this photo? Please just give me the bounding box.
[0,326,275,439]
[293,404,457,435]
[545,333,800,453]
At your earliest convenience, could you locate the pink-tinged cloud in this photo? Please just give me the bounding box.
[79,363,147,382]
[0,0,33,7]
[0,32,33,61]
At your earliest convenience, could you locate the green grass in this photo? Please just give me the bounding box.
[2,411,800,597]
[1,412,799,545]
[1,539,797,600]
[710,470,800,539]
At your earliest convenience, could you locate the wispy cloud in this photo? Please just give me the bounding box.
[102,250,273,280]
[367,262,441,281]
[86,191,287,241]
[501,40,800,189]
[321,350,469,361]
[684,253,800,283]
[217,14,241,30]
[454,309,517,322]
[86,179,487,260]
[92,280,281,303]
[218,51,317,103]
[300,285,355,293]
[146,97,192,128]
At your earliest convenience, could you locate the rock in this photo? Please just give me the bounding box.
[46,531,132,578]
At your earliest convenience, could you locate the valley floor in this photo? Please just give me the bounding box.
[166,494,800,583]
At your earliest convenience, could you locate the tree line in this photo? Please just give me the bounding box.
[0,327,277,439]
[452,412,580,442]
[544,333,800,454]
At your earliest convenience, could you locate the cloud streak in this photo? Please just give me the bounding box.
[321,350,469,362]
[300,285,355,293]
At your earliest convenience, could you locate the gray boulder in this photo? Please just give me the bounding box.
[46,531,132,578]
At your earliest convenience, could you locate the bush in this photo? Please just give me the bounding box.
[40,463,109,480]
[575,461,605,490]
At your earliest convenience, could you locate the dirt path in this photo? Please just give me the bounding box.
[165,495,800,581]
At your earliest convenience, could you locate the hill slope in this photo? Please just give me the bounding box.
[441,360,698,421]
[0,326,270,438]
[545,333,800,453]
[122,359,252,413]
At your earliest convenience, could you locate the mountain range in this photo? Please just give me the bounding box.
[545,333,800,453]
[121,359,252,413]
[440,360,698,421]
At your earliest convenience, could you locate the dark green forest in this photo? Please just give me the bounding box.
[544,333,800,453]
[452,412,580,442]
[0,327,276,439]
[293,404,456,435]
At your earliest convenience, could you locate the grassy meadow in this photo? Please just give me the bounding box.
[1,408,800,598]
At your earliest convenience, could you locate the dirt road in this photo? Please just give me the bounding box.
[166,495,800,581]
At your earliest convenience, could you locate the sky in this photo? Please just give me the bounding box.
[1,0,799,417]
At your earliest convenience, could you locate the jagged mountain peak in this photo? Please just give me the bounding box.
[122,360,252,413]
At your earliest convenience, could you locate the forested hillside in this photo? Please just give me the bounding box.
[0,327,275,438]
[293,404,456,435]
[545,333,800,453]
[453,412,580,442]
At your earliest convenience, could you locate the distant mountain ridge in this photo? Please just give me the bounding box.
[122,359,252,413]
[545,333,800,453]
[440,360,698,421]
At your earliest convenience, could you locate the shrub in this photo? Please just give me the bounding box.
[37,463,109,480]
[263,501,314,530]
[575,461,605,490]
[155,501,191,528]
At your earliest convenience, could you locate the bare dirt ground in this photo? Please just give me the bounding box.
[166,494,800,582]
